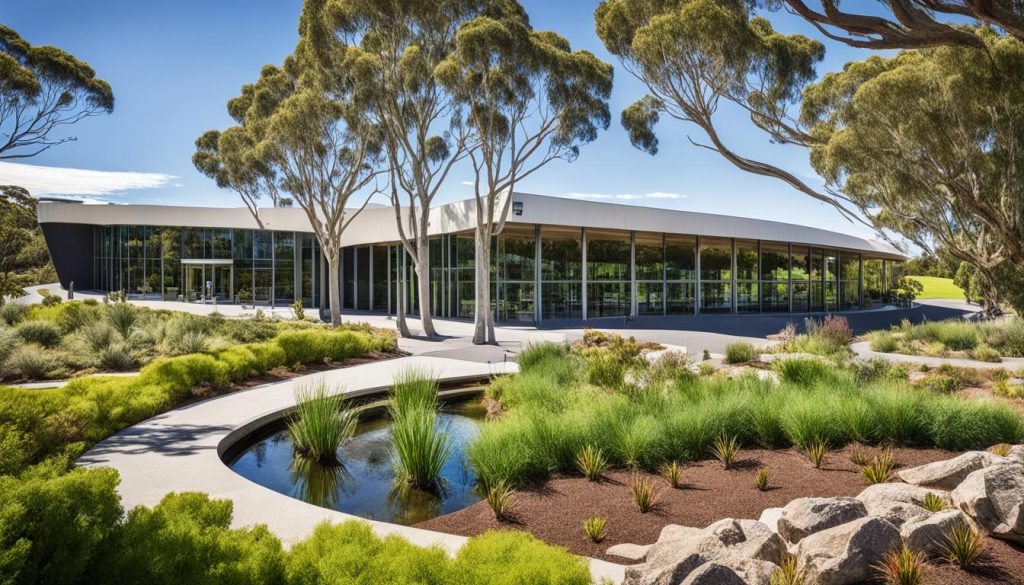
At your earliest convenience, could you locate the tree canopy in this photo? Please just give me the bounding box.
[0,25,113,159]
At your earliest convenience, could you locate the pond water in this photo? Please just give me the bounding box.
[226,396,485,525]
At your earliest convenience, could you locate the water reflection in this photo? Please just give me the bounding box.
[290,457,352,509]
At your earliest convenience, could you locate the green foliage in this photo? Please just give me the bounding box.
[276,329,385,366]
[575,444,609,481]
[939,522,986,569]
[774,358,832,386]
[969,343,1001,362]
[711,434,740,469]
[40,294,61,307]
[287,382,356,464]
[390,402,452,490]
[724,342,757,364]
[659,460,683,489]
[105,302,139,339]
[291,299,305,321]
[0,467,122,585]
[95,341,136,371]
[15,319,61,348]
[391,368,439,415]
[95,492,284,585]
[453,530,590,585]
[869,331,899,353]
[804,439,828,469]
[484,480,516,521]
[629,475,656,513]
[922,492,947,512]
[755,466,770,491]
[771,554,806,585]
[517,342,570,371]
[583,517,606,543]
[4,344,58,379]
[874,543,925,585]
[0,302,30,326]
[861,454,894,485]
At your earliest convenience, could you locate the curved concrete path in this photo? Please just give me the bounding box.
[852,341,1024,371]
[79,355,625,584]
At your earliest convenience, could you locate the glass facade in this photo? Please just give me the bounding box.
[89,223,895,319]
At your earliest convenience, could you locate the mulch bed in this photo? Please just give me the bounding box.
[417,445,1024,584]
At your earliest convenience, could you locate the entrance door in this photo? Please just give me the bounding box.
[183,263,233,303]
[185,265,205,302]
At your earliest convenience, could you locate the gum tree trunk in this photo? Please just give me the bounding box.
[415,222,437,337]
[326,250,342,327]
[472,228,496,344]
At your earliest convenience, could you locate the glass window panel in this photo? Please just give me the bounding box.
[586,229,630,281]
[791,246,810,281]
[212,229,231,259]
[541,282,582,320]
[540,226,582,281]
[839,253,860,281]
[637,282,663,315]
[761,242,790,281]
[587,282,631,317]
[840,281,859,310]
[635,232,663,281]
[158,227,181,300]
[700,237,732,281]
[501,225,536,282]
[825,249,839,281]
[792,281,809,312]
[810,280,825,311]
[665,234,696,281]
[736,240,758,281]
[810,248,824,281]
[274,232,295,304]
[666,282,695,315]
[356,246,370,311]
[372,245,389,311]
[825,281,838,310]
[183,228,204,258]
[501,282,535,321]
[761,283,790,312]
[863,259,883,303]
[700,282,732,314]
[736,282,759,313]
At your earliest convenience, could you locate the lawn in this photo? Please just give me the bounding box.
[907,275,966,300]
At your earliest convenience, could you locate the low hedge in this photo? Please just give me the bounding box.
[0,329,397,476]
[0,469,589,585]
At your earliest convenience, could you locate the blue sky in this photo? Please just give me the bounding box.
[1,0,885,239]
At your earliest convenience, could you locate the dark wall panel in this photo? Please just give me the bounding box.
[40,223,94,290]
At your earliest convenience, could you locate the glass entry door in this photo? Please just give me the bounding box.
[183,263,233,303]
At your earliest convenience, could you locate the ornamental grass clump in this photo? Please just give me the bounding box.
[755,466,770,491]
[922,492,946,512]
[659,461,683,489]
[711,434,740,469]
[989,443,1012,457]
[583,517,607,543]
[861,452,894,485]
[389,369,452,490]
[940,522,986,569]
[287,382,357,464]
[875,543,925,585]
[576,444,610,481]
[770,553,806,585]
[629,475,657,513]
[724,341,757,364]
[804,439,828,469]
[484,480,516,521]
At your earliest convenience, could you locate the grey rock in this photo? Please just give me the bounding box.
[796,517,901,585]
[657,524,703,543]
[680,559,779,585]
[902,509,970,556]
[899,451,1002,490]
[777,497,867,544]
[606,543,651,562]
[1007,445,1024,465]
[757,508,784,533]
[952,462,1024,543]
[856,483,939,527]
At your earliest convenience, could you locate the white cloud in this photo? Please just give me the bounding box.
[0,161,176,197]
[563,191,686,201]
[460,180,475,186]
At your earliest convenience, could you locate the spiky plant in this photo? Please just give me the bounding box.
[390,406,453,490]
[629,475,657,513]
[583,517,607,543]
[770,553,806,585]
[861,457,894,485]
[848,449,871,467]
[391,367,439,415]
[805,439,828,469]
[659,461,683,489]
[484,480,516,521]
[711,434,740,469]
[287,382,357,464]
[940,522,986,569]
[576,444,610,481]
[922,492,947,512]
[874,543,925,585]
[755,466,770,491]
[988,443,1012,457]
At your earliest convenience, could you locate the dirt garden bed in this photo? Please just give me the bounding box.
[418,445,1024,584]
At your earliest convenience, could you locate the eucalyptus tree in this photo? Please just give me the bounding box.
[296,0,504,338]
[0,25,113,159]
[196,56,385,326]
[436,15,613,344]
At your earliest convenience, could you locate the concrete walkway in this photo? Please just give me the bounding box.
[851,341,1024,371]
[78,355,625,584]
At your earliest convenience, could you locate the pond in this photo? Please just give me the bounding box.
[225,395,485,525]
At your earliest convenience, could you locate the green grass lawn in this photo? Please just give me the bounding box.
[907,275,966,300]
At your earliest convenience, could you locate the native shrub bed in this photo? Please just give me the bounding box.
[469,342,1024,488]
[866,317,1024,360]
[0,300,396,382]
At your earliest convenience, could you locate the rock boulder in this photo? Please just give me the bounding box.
[856,483,939,527]
[680,559,778,585]
[952,462,1024,543]
[796,517,901,585]
[901,509,969,556]
[777,497,867,544]
[899,451,1002,490]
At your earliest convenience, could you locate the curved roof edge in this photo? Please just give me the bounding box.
[37,192,906,260]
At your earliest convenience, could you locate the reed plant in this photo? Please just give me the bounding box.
[389,369,452,490]
[391,368,439,414]
[940,522,986,569]
[287,382,357,464]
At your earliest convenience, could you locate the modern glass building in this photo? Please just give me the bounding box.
[38,193,906,322]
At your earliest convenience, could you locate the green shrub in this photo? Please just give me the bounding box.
[287,382,356,464]
[276,330,375,365]
[585,352,627,388]
[80,321,118,352]
[285,521,452,585]
[454,530,590,585]
[96,342,137,371]
[4,344,59,379]
[15,320,62,348]
[517,342,570,371]
[105,302,139,339]
[0,302,31,326]
[390,407,452,490]
[217,318,278,343]
[484,480,516,521]
[0,467,122,585]
[969,343,1001,362]
[575,444,609,481]
[774,358,831,386]
[391,368,439,414]
[0,327,19,364]
[41,294,62,307]
[583,516,606,543]
[96,492,284,585]
[869,331,899,353]
[172,330,210,355]
[629,474,657,513]
[724,342,757,364]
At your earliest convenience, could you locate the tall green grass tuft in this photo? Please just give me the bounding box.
[724,342,757,364]
[389,369,452,490]
[287,382,356,464]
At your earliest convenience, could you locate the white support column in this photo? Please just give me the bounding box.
[630,231,637,317]
[694,235,701,315]
[788,242,793,313]
[731,238,737,315]
[368,245,374,312]
[534,225,542,324]
[581,227,588,321]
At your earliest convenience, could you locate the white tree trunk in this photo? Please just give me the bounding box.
[472,227,495,344]
[326,251,342,327]
[415,230,437,337]
[395,256,411,337]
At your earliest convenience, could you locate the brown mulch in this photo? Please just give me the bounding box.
[417,445,1024,584]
